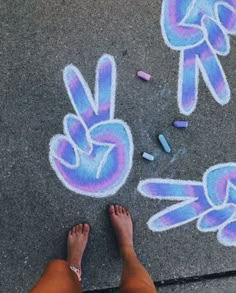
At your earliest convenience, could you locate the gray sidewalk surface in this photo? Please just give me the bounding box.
[1,0,236,292]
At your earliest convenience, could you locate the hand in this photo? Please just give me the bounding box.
[138,163,236,246]
[49,54,133,197]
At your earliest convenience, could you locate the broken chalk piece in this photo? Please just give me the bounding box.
[173,121,189,128]
[137,71,151,81]
[142,152,154,161]
[158,134,171,153]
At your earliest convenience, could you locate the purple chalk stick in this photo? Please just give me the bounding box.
[173,121,189,128]
[137,71,151,81]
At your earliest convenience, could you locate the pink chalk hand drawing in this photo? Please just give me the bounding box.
[138,163,236,247]
[161,0,236,115]
[49,54,134,197]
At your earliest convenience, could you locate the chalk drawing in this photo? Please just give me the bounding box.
[49,54,134,197]
[161,0,236,115]
[138,163,236,247]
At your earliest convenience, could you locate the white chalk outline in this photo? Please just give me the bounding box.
[160,0,204,50]
[49,54,134,198]
[217,213,236,246]
[215,2,236,35]
[197,204,236,232]
[138,179,203,232]
[63,54,116,119]
[203,163,236,207]
[138,178,202,200]
[138,163,236,246]
[161,0,233,115]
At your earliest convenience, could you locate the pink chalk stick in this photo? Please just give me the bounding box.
[137,71,151,81]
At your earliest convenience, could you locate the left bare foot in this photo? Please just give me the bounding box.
[67,224,90,273]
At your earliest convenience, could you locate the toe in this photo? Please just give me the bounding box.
[122,207,125,214]
[83,224,90,234]
[109,205,115,215]
[72,226,76,234]
[115,205,119,215]
[118,205,122,214]
[78,224,83,233]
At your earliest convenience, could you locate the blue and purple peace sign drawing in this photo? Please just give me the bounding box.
[138,163,236,247]
[161,0,236,115]
[49,54,133,197]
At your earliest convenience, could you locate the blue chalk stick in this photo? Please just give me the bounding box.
[158,134,171,153]
[142,152,154,161]
[173,121,189,128]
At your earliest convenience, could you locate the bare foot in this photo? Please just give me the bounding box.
[109,205,134,255]
[67,224,90,273]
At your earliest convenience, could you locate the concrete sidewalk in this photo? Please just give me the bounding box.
[1,0,236,292]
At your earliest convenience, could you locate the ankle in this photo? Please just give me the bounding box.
[68,258,81,268]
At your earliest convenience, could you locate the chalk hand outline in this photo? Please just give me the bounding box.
[138,163,236,247]
[49,54,133,197]
[161,0,236,115]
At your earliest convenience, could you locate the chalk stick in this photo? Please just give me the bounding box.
[137,71,151,81]
[173,121,189,128]
[142,152,154,161]
[158,134,171,153]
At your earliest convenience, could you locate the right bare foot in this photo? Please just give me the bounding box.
[109,205,134,254]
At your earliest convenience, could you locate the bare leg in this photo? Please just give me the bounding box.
[109,205,157,293]
[30,224,90,293]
